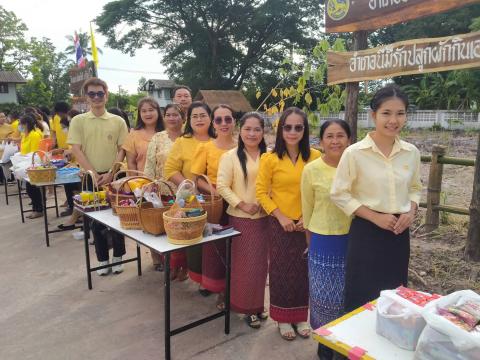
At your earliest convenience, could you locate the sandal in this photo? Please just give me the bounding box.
[278,323,296,341]
[294,322,311,338]
[245,314,261,329]
[216,293,225,311]
[257,311,268,320]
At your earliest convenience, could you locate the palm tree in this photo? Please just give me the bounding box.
[64,30,103,58]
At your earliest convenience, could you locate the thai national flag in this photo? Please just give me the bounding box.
[74,32,86,68]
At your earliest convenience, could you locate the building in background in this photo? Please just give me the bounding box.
[194,90,253,117]
[140,79,176,108]
[0,71,27,104]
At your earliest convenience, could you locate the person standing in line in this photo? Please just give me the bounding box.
[331,84,422,312]
[301,119,352,360]
[0,112,13,139]
[164,101,214,294]
[68,77,129,276]
[172,85,192,117]
[144,103,187,278]
[216,112,269,328]
[256,107,320,340]
[191,104,236,310]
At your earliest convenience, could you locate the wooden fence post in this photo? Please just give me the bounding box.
[424,145,447,232]
[465,133,480,261]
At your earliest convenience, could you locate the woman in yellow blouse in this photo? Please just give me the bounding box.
[20,113,44,219]
[144,103,187,277]
[217,112,269,328]
[256,107,320,340]
[164,101,215,290]
[301,119,351,359]
[122,97,164,173]
[331,84,422,313]
[191,104,236,309]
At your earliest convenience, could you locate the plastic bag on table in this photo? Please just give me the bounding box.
[1,141,19,163]
[414,290,480,360]
[376,289,436,350]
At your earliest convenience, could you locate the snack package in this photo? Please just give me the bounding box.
[414,290,480,360]
[376,288,438,350]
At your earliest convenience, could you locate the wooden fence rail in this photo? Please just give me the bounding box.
[420,145,476,231]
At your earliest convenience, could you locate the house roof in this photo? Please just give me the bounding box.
[140,79,176,91]
[194,90,253,113]
[0,70,27,84]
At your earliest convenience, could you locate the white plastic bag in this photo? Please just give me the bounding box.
[1,141,18,163]
[414,290,480,360]
[376,289,429,350]
[10,152,40,180]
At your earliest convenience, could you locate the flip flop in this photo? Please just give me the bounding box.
[278,323,296,341]
[294,322,311,338]
[245,314,261,329]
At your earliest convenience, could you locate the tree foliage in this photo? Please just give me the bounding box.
[0,5,30,74]
[96,0,320,92]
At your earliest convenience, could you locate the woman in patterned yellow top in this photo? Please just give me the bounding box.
[144,103,186,278]
[256,107,320,341]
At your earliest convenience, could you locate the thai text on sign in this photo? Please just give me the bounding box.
[325,0,480,33]
[327,31,480,85]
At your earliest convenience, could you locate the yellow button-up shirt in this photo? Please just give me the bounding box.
[163,136,211,181]
[330,133,422,216]
[20,129,42,155]
[256,149,320,220]
[217,148,266,219]
[190,141,229,185]
[301,157,351,235]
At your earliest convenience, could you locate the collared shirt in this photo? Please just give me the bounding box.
[163,136,211,181]
[67,111,128,173]
[330,133,422,216]
[301,157,351,235]
[256,148,321,220]
[191,141,230,185]
[216,147,266,219]
[20,129,42,155]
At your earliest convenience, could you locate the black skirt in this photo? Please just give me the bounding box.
[343,216,410,313]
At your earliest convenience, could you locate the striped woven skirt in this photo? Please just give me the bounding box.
[268,217,309,323]
[230,216,268,315]
[308,233,348,330]
[344,216,410,313]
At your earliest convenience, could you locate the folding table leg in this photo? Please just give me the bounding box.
[53,185,59,217]
[41,186,50,247]
[164,253,171,360]
[3,168,8,205]
[18,180,25,223]
[84,219,92,290]
[224,237,231,334]
[136,244,142,276]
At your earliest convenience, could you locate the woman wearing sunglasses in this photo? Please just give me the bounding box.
[216,112,269,328]
[164,101,215,291]
[191,104,236,310]
[256,107,320,341]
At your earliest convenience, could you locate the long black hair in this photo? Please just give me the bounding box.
[370,84,409,112]
[19,113,39,133]
[272,107,310,161]
[135,97,164,132]
[237,112,267,182]
[182,101,215,138]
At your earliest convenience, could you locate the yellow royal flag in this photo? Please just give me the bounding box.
[90,22,99,67]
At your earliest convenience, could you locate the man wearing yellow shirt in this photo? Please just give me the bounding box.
[68,77,128,276]
[8,111,21,139]
[51,101,71,149]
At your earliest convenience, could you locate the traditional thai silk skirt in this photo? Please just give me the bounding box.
[308,232,348,330]
[201,200,229,292]
[343,216,410,313]
[229,216,269,315]
[268,217,309,323]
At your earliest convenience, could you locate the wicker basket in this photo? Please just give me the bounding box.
[106,169,147,215]
[197,174,224,224]
[27,150,57,184]
[73,170,110,212]
[113,175,153,229]
[163,200,207,245]
[138,180,175,236]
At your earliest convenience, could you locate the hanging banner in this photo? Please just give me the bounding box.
[327,31,480,85]
[325,0,480,33]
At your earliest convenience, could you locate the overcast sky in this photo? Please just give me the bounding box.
[2,0,168,93]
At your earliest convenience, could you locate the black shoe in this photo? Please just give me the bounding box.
[60,208,73,217]
[57,224,76,230]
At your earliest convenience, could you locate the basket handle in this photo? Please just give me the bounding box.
[31,150,49,166]
[114,175,153,206]
[196,174,215,198]
[113,168,147,181]
[138,179,175,207]
[81,170,102,210]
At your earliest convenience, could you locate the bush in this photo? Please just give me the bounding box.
[0,103,22,115]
